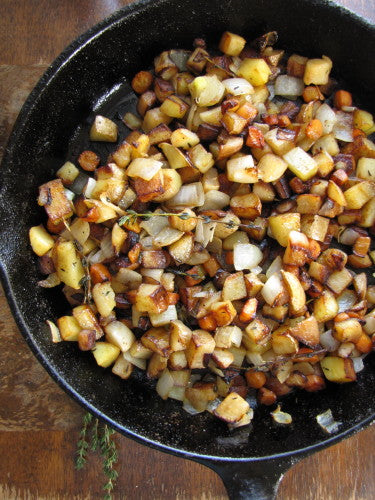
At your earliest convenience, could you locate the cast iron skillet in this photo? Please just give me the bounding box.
[1,0,375,498]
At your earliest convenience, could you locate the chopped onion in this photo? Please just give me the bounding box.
[70,218,90,246]
[363,313,375,335]
[127,158,162,181]
[100,232,116,260]
[139,235,154,250]
[336,289,357,313]
[222,77,254,96]
[251,266,262,275]
[246,352,265,367]
[200,190,230,211]
[352,356,365,373]
[266,256,282,278]
[156,368,174,400]
[70,172,90,194]
[315,103,337,134]
[233,243,263,271]
[274,75,304,97]
[231,326,243,348]
[275,360,293,383]
[82,177,97,198]
[46,320,62,343]
[123,350,146,370]
[166,182,204,209]
[271,405,292,424]
[261,272,284,306]
[333,111,353,142]
[206,398,222,413]
[169,49,190,71]
[153,227,183,247]
[267,83,275,101]
[64,188,75,201]
[341,106,356,113]
[338,342,355,358]
[38,272,61,288]
[140,214,169,236]
[182,398,204,415]
[123,112,142,130]
[88,249,105,264]
[149,305,178,327]
[228,409,254,429]
[316,409,342,434]
[320,330,340,352]
[195,219,216,247]
[338,226,362,246]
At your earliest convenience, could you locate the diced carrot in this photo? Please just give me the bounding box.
[263,114,278,126]
[304,374,325,392]
[167,292,180,305]
[334,90,352,110]
[46,218,65,234]
[245,370,266,389]
[237,102,258,121]
[78,150,100,171]
[128,242,142,263]
[185,266,205,286]
[257,387,277,406]
[305,119,323,140]
[246,126,265,148]
[239,298,258,322]
[198,314,217,331]
[355,333,373,354]
[294,348,320,364]
[225,251,234,266]
[90,263,111,284]
[303,85,324,103]
[277,114,291,127]
[203,256,220,277]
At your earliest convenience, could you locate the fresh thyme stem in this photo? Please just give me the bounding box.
[75,412,93,470]
[100,425,119,500]
[91,417,99,451]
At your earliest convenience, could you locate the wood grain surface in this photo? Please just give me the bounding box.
[0,1,374,498]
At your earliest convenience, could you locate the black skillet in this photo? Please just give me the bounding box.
[1,0,375,498]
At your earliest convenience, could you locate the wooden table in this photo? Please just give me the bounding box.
[0,1,374,498]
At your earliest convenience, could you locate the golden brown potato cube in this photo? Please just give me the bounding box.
[133,171,164,202]
[186,330,216,369]
[137,90,157,117]
[360,198,375,227]
[92,282,116,318]
[300,214,329,242]
[154,51,178,80]
[308,261,330,284]
[147,353,168,379]
[272,331,299,355]
[268,213,301,247]
[344,181,375,209]
[172,71,194,95]
[29,225,55,256]
[319,248,348,270]
[222,272,247,301]
[257,153,288,183]
[313,290,338,323]
[287,54,308,77]
[211,348,234,369]
[160,95,189,119]
[90,115,118,142]
[53,239,85,290]
[262,304,288,322]
[326,268,353,295]
[185,382,218,412]
[141,327,171,357]
[219,31,246,56]
[57,315,81,341]
[244,318,270,348]
[214,392,250,423]
[264,128,295,157]
[230,193,262,219]
[56,161,80,186]
[38,179,73,223]
[141,250,169,269]
[73,304,103,339]
[129,341,153,360]
[110,141,132,168]
[327,180,347,207]
[170,320,193,352]
[296,194,323,215]
[112,355,133,380]
[253,181,276,202]
[320,356,356,383]
[213,212,241,239]
[353,236,371,257]
[142,107,172,133]
[211,136,244,160]
[187,47,209,74]
[303,56,332,85]
[238,58,271,86]
[168,351,188,371]
[333,319,362,343]
[214,325,241,349]
[353,109,374,133]
[188,144,214,174]
[92,342,120,368]
[168,234,194,263]
[288,316,320,348]
[135,284,168,314]
[222,111,248,135]
[314,151,334,177]
[148,123,172,146]
[244,272,264,297]
[283,230,309,266]
[356,157,375,181]
[210,301,237,327]
[281,270,306,315]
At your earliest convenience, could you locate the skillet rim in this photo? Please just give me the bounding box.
[0,0,375,462]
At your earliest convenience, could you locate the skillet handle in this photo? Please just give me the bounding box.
[197,455,300,500]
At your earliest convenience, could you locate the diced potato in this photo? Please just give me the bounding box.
[300,214,329,242]
[104,320,135,352]
[170,320,193,351]
[353,109,374,133]
[147,353,168,378]
[170,128,200,149]
[333,318,362,343]
[230,193,261,219]
[223,231,249,250]
[214,325,242,349]
[264,128,295,156]
[57,161,79,185]
[53,239,85,289]
[142,107,172,133]
[243,318,270,349]
[257,153,288,182]
[219,31,246,56]
[29,225,55,256]
[344,181,375,209]
[357,157,375,180]
[168,352,188,371]
[188,144,214,173]
[160,95,189,118]
[185,382,218,411]
[238,58,271,86]
[326,268,353,295]
[272,330,299,355]
[200,106,223,126]
[92,342,120,368]
[213,212,241,239]
[226,155,258,183]
[186,329,216,369]
[222,272,247,301]
[288,316,320,347]
[283,147,318,181]
[283,230,309,266]
[38,179,73,222]
[268,213,300,247]
[90,115,118,142]
[153,169,182,203]
[57,315,81,341]
[303,56,332,85]
[135,284,168,314]
[127,157,162,181]
[189,75,225,106]
[92,282,116,317]
[129,341,153,360]
[287,54,308,77]
[308,261,330,283]
[210,301,237,327]
[360,197,375,227]
[281,270,306,314]
[169,234,194,263]
[296,194,323,215]
[214,392,250,423]
[149,305,178,327]
[320,356,356,383]
[73,304,103,339]
[212,348,234,369]
[159,142,190,169]
[313,290,338,323]
[141,327,171,357]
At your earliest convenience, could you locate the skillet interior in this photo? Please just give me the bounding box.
[0,0,375,460]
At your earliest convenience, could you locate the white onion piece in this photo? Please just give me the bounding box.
[266,256,282,278]
[352,357,365,373]
[83,177,97,198]
[195,219,216,247]
[233,243,263,271]
[104,321,135,352]
[333,111,353,142]
[316,409,342,434]
[88,249,105,264]
[46,320,62,343]
[336,290,357,313]
[38,272,61,288]
[166,182,204,209]
[274,75,304,97]
[231,326,243,348]
[123,351,146,370]
[315,103,337,134]
[246,352,265,367]
[127,158,162,181]
[251,266,262,275]
[271,405,292,424]
[222,77,254,95]
[64,188,75,201]
[200,190,230,211]
[338,227,361,246]
[261,273,284,306]
[140,214,169,236]
[267,84,275,101]
[70,219,90,246]
[338,342,355,358]
[139,235,154,250]
[320,330,340,352]
[156,369,174,400]
[206,398,222,413]
[341,106,356,113]
[363,314,375,335]
[149,305,178,327]
[100,232,115,260]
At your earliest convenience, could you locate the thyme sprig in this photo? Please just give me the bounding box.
[76,412,119,500]
[165,267,200,279]
[118,209,262,232]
